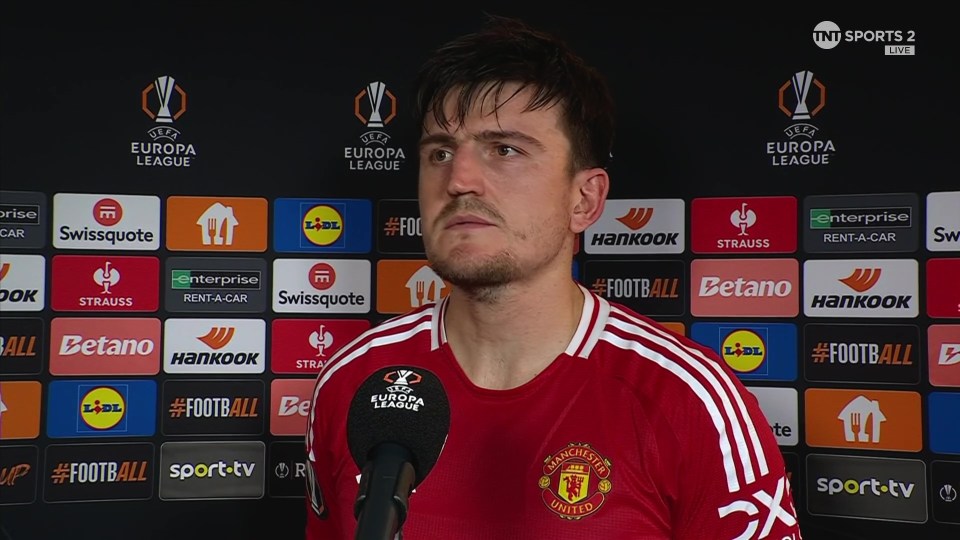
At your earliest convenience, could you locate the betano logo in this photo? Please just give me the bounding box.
[79,386,125,430]
[615,208,653,230]
[197,327,235,350]
[270,378,316,436]
[691,259,799,317]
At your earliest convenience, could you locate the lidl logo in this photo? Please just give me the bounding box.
[721,329,766,372]
[690,322,797,381]
[302,205,344,246]
[80,386,125,430]
[274,198,371,253]
[47,380,156,438]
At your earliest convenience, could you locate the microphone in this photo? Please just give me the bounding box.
[347,366,450,540]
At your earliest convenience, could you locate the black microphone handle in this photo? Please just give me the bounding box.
[354,442,417,540]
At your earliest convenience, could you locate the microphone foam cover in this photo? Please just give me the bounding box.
[347,366,450,487]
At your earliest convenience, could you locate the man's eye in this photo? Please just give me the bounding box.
[432,149,452,162]
[495,145,518,157]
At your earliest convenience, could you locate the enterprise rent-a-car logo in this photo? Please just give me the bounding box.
[812,20,917,55]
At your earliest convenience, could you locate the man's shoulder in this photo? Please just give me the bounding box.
[316,305,437,386]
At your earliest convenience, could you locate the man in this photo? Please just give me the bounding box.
[306,15,802,540]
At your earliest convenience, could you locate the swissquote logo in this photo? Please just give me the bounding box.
[690,258,799,317]
[163,319,265,374]
[746,387,798,446]
[0,255,45,312]
[583,199,685,254]
[49,317,161,376]
[927,191,960,251]
[804,259,918,318]
[272,259,370,314]
[53,194,160,251]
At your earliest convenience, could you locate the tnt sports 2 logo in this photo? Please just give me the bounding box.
[539,443,613,520]
[132,75,197,167]
[812,21,916,55]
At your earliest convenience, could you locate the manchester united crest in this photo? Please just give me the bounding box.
[539,442,612,520]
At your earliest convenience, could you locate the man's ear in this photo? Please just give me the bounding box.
[570,167,609,234]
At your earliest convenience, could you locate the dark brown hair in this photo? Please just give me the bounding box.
[413,15,615,171]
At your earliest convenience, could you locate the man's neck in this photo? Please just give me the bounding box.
[442,266,584,391]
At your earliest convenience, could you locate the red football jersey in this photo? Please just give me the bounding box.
[305,285,802,540]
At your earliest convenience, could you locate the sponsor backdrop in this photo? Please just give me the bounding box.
[1,7,957,540]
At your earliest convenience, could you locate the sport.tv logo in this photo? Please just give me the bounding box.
[806,454,927,523]
[159,441,264,500]
[163,319,265,374]
[804,259,918,318]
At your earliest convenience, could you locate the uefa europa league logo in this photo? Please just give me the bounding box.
[354,81,397,128]
[141,75,187,124]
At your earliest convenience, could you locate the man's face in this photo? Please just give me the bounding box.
[417,84,577,288]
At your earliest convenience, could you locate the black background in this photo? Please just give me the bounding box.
[2,4,958,539]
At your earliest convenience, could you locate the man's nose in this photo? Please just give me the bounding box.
[446,148,486,197]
